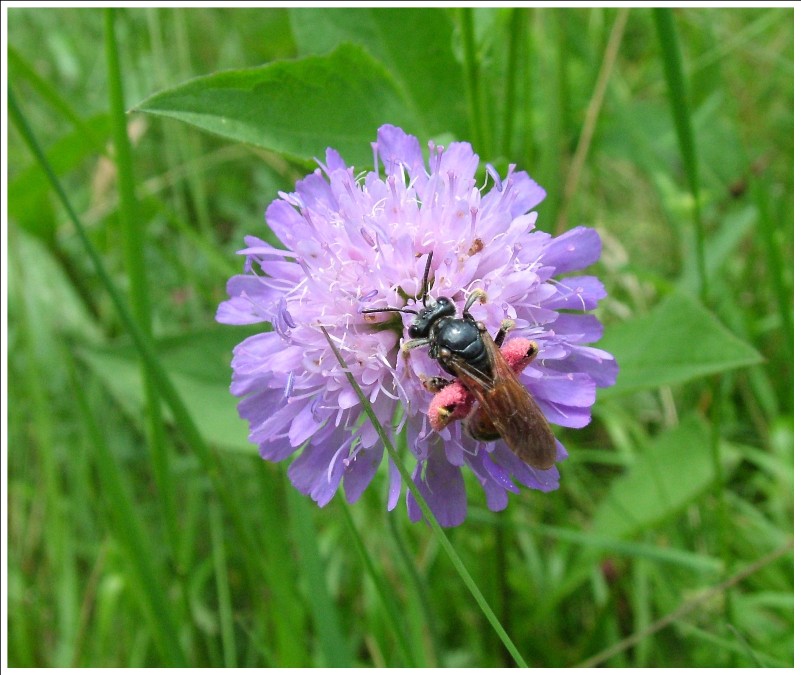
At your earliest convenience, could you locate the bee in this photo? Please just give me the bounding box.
[362,252,557,470]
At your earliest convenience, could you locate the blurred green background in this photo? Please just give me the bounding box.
[6,7,792,667]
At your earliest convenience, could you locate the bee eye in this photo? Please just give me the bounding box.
[409,324,422,338]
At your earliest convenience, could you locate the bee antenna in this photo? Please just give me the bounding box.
[420,251,434,305]
[363,250,434,316]
[361,307,418,315]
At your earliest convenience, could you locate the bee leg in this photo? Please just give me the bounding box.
[419,375,452,393]
[462,288,488,317]
[429,380,474,431]
[401,337,432,353]
[494,318,516,347]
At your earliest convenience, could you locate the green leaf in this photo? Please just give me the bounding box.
[78,326,259,454]
[598,291,763,396]
[591,415,740,539]
[136,43,419,165]
[289,8,468,140]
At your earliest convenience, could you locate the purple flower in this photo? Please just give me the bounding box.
[217,125,618,527]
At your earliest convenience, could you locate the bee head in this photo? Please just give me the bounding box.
[409,297,455,338]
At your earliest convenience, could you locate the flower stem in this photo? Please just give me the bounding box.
[285,489,351,666]
[320,325,529,668]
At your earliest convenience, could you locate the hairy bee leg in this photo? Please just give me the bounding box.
[494,318,516,347]
[428,379,474,430]
[500,337,540,374]
[419,375,451,393]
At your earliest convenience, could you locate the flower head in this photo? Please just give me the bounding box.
[217,124,618,526]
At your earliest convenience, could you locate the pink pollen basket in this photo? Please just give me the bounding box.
[426,337,537,431]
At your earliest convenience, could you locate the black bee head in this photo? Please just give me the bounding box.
[408,297,455,339]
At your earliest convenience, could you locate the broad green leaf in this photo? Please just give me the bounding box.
[592,415,740,539]
[136,43,420,166]
[78,326,259,454]
[289,8,468,140]
[597,291,763,396]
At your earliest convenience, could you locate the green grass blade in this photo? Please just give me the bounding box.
[556,8,629,233]
[752,174,793,386]
[531,9,566,230]
[8,44,106,149]
[169,9,215,240]
[104,7,183,573]
[653,9,735,611]
[653,8,707,302]
[319,326,529,668]
[253,470,307,666]
[386,510,442,666]
[576,539,793,667]
[11,249,80,666]
[526,523,722,573]
[286,489,352,667]
[501,9,524,157]
[458,8,489,156]
[681,622,786,667]
[68,355,188,665]
[338,495,420,666]
[209,501,237,667]
[8,86,266,592]
[105,9,150,328]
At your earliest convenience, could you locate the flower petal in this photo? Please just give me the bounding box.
[464,452,511,512]
[406,448,467,527]
[542,276,606,311]
[387,458,402,512]
[343,442,383,504]
[539,226,601,274]
[288,437,349,507]
[377,124,424,173]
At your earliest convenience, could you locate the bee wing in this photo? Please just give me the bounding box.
[448,331,557,470]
